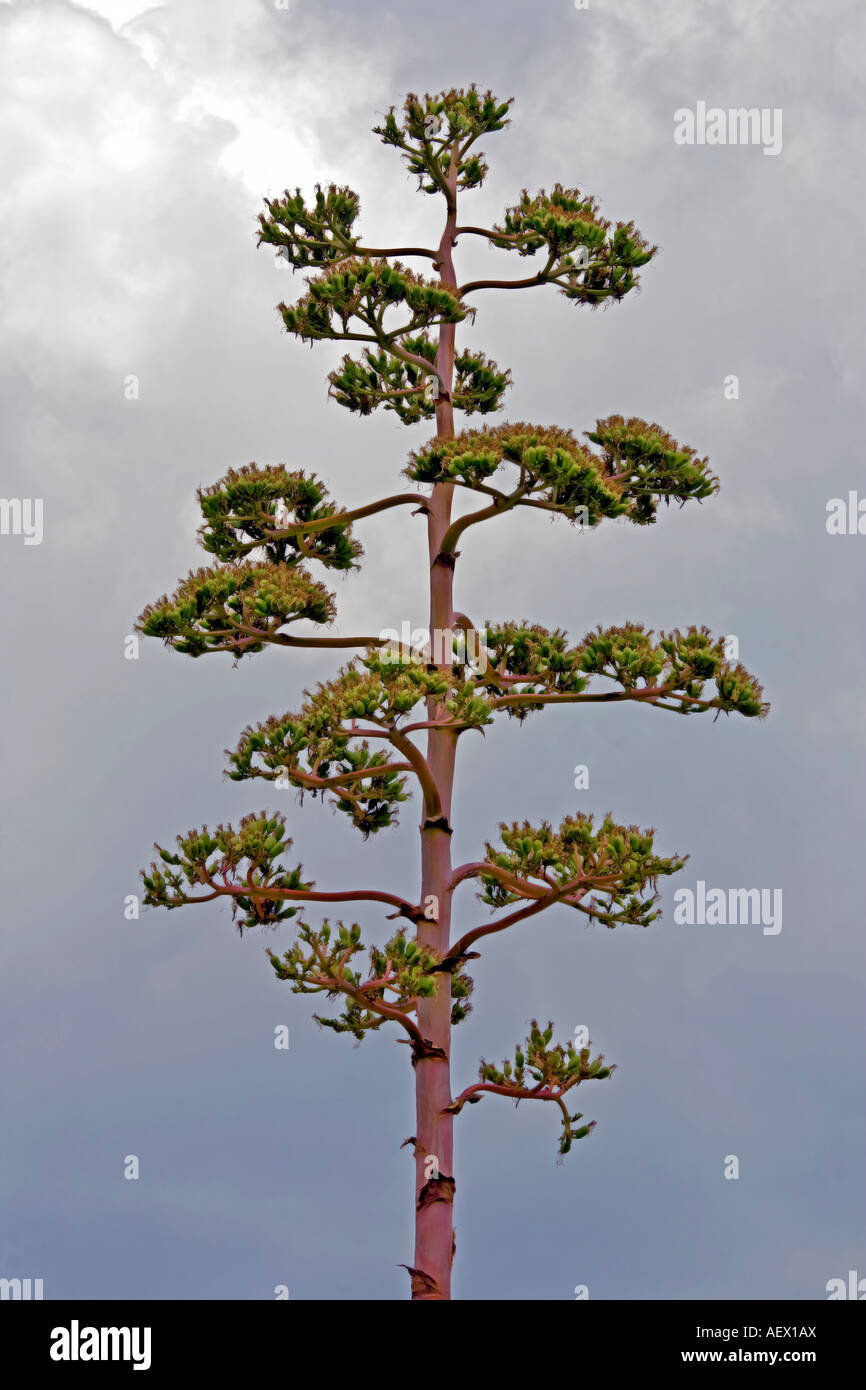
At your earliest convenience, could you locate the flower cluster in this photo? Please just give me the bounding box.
[279,258,466,345]
[329,333,510,423]
[141,812,310,932]
[257,182,361,269]
[479,622,588,716]
[407,417,718,526]
[268,924,473,1039]
[585,415,718,521]
[197,464,361,570]
[481,812,686,928]
[578,623,766,715]
[137,561,335,659]
[492,184,656,305]
[373,86,511,194]
[474,1019,614,1155]
[226,654,494,835]
[474,620,766,720]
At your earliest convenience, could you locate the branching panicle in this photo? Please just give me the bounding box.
[137,561,335,659]
[488,185,656,305]
[451,1019,614,1155]
[197,464,362,570]
[258,183,362,268]
[279,257,467,346]
[141,812,310,932]
[406,417,718,531]
[577,622,766,716]
[480,811,686,928]
[225,652,495,835]
[329,333,510,423]
[373,87,512,194]
[478,620,767,719]
[267,922,473,1040]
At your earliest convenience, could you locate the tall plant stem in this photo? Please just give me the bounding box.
[412,146,459,1301]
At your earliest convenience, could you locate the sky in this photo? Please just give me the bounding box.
[0,0,863,1301]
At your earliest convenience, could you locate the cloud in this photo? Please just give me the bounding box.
[0,0,401,386]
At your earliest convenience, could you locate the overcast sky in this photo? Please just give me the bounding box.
[1,0,864,1301]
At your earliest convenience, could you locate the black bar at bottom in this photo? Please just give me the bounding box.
[0,1298,860,1374]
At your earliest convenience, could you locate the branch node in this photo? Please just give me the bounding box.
[385,900,423,922]
[402,1036,448,1067]
[429,950,481,974]
[398,1264,443,1300]
[417,1174,456,1211]
[421,816,452,835]
[440,1094,482,1116]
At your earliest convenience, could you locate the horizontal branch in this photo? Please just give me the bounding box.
[459,250,556,297]
[166,880,417,915]
[488,676,700,711]
[454,224,535,246]
[459,271,548,295]
[278,762,414,792]
[438,486,528,556]
[450,860,553,900]
[259,492,430,544]
[234,624,387,650]
[354,244,439,261]
[307,939,427,1050]
[447,880,585,962]
[451,1079,561,1107]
